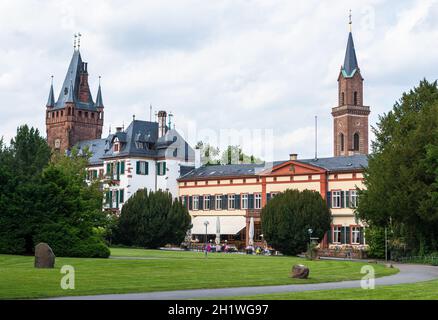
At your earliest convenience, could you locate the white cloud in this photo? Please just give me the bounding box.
[1,0,437,160]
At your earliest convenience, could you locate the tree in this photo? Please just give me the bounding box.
[0,126,110,257]
[114,189,191,248]
[261,189,331,255]
[356,79,438,255]
[195,141,262,165]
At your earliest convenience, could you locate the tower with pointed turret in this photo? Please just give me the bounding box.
[45,43,104,152]
[332,19,370,157]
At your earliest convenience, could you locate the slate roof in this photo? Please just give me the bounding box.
[54,50,97,111]
[178,155,368,180]
[46,83,55,107]
[342,32,359,78]
[76,119,195,165]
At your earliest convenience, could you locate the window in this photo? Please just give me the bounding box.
[241,194,248,209]
[354,91,358,105]
[203,195,210,210]
[353,133,360,151]
[120,161,125,175]
[340,133,344,152]
[215,195,222,210]
[341,92,345,105]
[254,193,262,209]
[193,196,199,210]
[351,226,361,244]
[136,161,149,175]
[350,190,358,208]
[157,162,166,176]
[333,226,342,243]
[332,191,341,208]
[119,189,125,203]
[114,143,120,152]
[228,194,235,209]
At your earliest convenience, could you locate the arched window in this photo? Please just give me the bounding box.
[68,107,71,116]
[340,133,344,152]
[353,133,360,151]
[341,92,345,105]
[354,91,358,105]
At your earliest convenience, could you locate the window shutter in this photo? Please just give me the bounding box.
[345,191,350,208]
[235,194,241,209]
[211,195,215,210]
[106,163,111,174]
[327,228,332,244]
[359,228,364,244]
[163,162,166,175]
[189,196,193,210]
[346,227,351,244]
[327,191,331,208]
[341,227,345,244]
[145,162,149,175]
[223,195,228,210]
[116,190,119,208]
[249,194,254,209]
[93,170,98,179]
[340,191,345,208]
[199,196,204,210]
[136,161,140,174]
[116,162,120,180]
[267,193,271,202]
[120,161,125,174]
[109,190,113,208]
[119,189,124,203]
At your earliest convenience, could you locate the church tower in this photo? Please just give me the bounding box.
[332,21,370,157]
[45,40,104,152]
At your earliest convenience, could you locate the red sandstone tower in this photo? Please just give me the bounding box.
[332,29,370,157]
[45,47,104,152]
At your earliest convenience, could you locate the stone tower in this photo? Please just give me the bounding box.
[332,30,370,157]
[45,48,104,152]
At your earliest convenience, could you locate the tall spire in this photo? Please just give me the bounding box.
[342,29,358,77]
[46,76,55,107]
[95,76,104,108]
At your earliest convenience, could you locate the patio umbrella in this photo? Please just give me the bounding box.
[215,216,221,245]
[249,217,254,246]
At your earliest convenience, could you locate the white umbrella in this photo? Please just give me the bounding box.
[215,216,221,245]
[249,217,254,246]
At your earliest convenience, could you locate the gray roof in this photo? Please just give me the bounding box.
[178,155,368,180]
[298,154,368,172]
[76,119,195,165]
[342,32,359,77]
[54,50,97,111]
[95,84,104,108]
[46,83,55,107]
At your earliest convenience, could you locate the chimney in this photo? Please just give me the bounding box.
[195,148,202,169]
[157,110,167,138]
[289,153,298,161]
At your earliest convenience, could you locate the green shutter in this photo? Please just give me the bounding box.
[199,196,204,210]
[116,162,120,180]
[120,161,125,174]
[106,163,111,174]
[341,227,345,244]
[211,195,215,210]
[327,191,331,208]
[235,194,241,209]
[145,162,149,175]
[267,193,271,202]
[136,161,140,174]
[345,191,350,208]
[223,195,228,210]
[346,227,351,244]
[119,189,124,203]
[163,162,166,175]
[109,191,113,208]
[327,228,332,244]
[340,191,345,208]
[189,196,193,210]
[116,190,119,208]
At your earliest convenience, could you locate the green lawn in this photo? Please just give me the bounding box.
[217,279,438,300]
[0,248,397,299]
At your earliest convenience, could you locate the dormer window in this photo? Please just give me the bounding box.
[113,137,120,153]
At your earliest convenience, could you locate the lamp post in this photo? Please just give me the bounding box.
[204,221,209,257]
[385,227,388,263]
[308,228,313,246]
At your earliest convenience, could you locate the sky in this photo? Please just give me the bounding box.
[1,0,438,161]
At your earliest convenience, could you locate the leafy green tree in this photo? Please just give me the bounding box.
[0,126,51,254]
[115,189,191,248]
[261,189,331,255]
[357,79,438,254]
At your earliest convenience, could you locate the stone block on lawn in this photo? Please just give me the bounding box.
[291,264,309,279]
[34,243,55,268]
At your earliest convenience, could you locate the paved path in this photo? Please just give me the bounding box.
[49,264,438,300]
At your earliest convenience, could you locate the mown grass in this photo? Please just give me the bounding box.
[216,279,438,300]
[0,248,397,299]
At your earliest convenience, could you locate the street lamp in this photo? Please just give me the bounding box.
[204,220,209,257]
[308,228,313,246]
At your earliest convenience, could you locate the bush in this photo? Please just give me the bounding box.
[261,189,331,256]
[114,189,192,248]
[364,226,385,259]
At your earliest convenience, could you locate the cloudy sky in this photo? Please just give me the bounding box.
[1,0,438,161]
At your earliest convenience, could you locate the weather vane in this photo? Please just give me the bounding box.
[77,32,82,50]
[74,33,77,50]
[349,9,352,32]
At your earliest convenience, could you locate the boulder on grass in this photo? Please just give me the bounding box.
[291,264,309,279]
[34,243,55,268]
